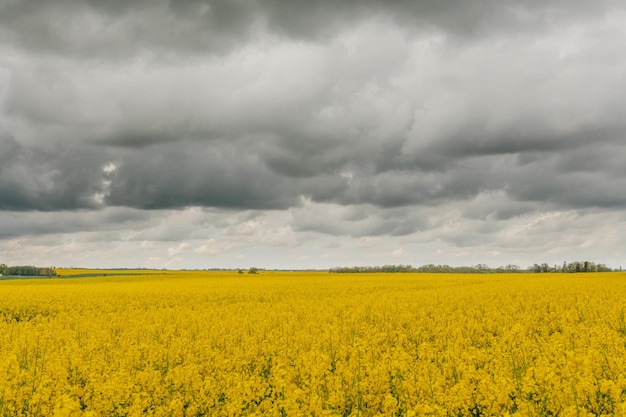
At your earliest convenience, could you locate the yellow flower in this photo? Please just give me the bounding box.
[53,394,81,417]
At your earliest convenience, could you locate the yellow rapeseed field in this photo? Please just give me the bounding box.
[1,270,626,416]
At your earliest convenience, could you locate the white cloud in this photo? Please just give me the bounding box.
[167,242,190,256]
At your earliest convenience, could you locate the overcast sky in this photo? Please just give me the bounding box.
[1,0,625,270]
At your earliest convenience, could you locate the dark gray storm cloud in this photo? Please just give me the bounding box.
[1,0,626,246]
[0,136,113,210]
[0,207,151,239]
[0,0,620,63]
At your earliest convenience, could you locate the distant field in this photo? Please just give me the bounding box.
[1,270,626,416]
[56,268,173,278]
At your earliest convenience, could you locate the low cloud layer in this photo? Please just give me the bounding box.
[1,0,625,268]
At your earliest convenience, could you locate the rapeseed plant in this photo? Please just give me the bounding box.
[0,271,625,415]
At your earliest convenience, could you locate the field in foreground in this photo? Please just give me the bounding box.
[1,271,626,416]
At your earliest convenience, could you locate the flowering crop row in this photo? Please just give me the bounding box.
[1,271,626,416]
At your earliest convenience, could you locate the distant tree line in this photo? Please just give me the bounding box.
[329,264,517,274]
[531,261,612,273]
[329,262,616,274]
[0,264,57,277]
[330,265,417,273]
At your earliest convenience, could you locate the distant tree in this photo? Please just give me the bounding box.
[43,267,56,277]
[574,262,582,273]
[4,265,57,277]
[248,267,259,274]
[0,264,7,275]
[330,261,614,274]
